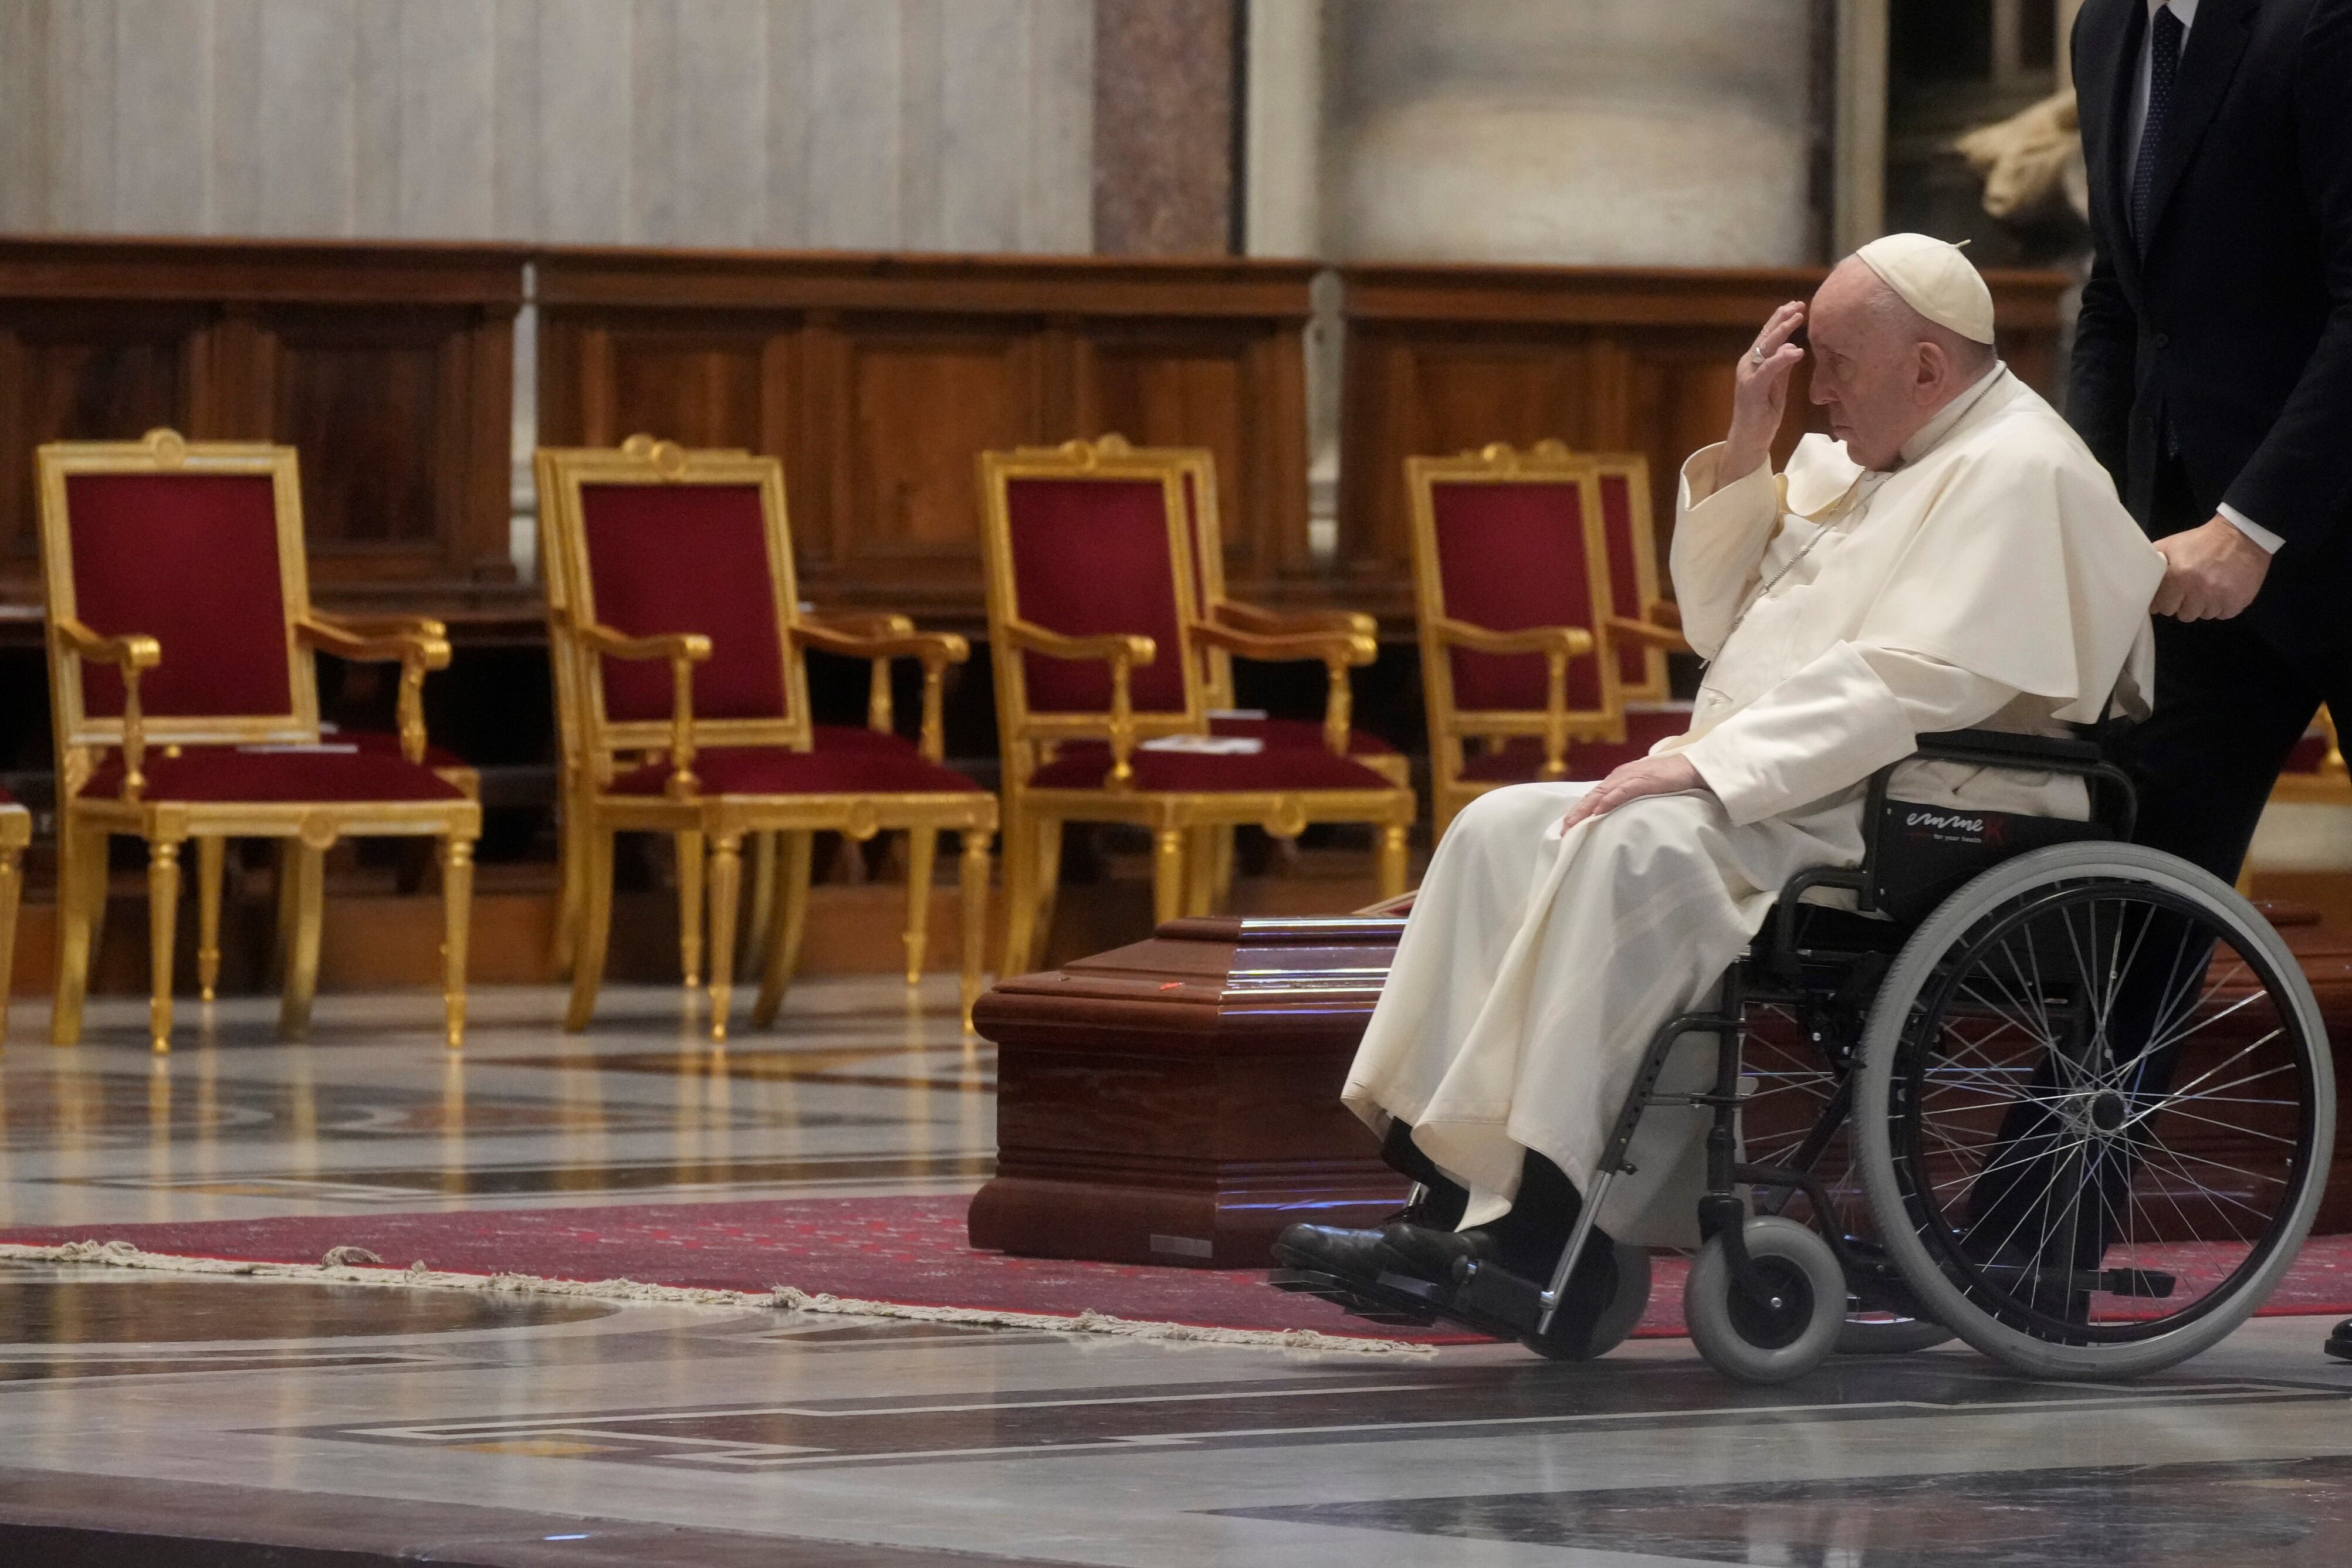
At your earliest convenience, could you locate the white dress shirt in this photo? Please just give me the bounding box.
[2127,0,2283,552]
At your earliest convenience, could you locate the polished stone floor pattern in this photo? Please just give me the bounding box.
[4,981,2352,1565]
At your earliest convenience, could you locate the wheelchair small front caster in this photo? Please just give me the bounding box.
[1685,1216,1843,1384]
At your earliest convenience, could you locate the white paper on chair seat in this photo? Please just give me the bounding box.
[236,744,361,754]
[1139,735,1264,755]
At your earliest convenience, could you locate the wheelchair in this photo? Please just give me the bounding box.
[1280,729,2336,1385]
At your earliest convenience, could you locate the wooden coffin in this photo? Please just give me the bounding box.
[970,915,1411,1268]
[972,903,2352,1268]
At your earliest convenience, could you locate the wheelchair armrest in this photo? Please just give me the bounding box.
[1910,727,2106,770]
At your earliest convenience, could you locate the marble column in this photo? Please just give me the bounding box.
[1322,0,1827,266]
[1091,0,1236,255]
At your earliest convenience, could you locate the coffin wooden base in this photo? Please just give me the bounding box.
[969,915,1411,1268]
[971,902,2352,1269]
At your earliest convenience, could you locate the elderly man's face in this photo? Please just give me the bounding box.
[1805,261,1973,471]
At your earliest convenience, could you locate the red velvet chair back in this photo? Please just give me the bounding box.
[993,470,1195,714]
[1420,470,1610,714]
[980,444,1204,763]
[539,443,809,763]
[38,433,316,749]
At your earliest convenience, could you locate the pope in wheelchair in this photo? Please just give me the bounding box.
[1274,236,2337,1384]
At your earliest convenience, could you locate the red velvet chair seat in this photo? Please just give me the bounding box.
[1208,715,1399,758]
[81,747,466,803]
[1030,744,1398,793]
[608,746,979,798]
[1460,710,1693,784]
[813,724,921,756]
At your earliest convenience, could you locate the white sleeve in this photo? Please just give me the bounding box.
[2218,503,2285,554]
[1670,443,1782,660]
[1678,644,2016,825]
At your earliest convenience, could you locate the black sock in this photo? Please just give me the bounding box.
[1380,1120,1469,1230]
[1480,1151,1599,1277]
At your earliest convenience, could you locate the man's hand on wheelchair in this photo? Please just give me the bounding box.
[1561,754,1711,832]
[2153,516,2269,621]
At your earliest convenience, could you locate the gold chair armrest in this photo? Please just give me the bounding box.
[999,619,1156,784]
[1605,614,1693,655]
[1189,621,1377,666]
[794,623,971,761]
[798,609,916,638]
[56,618,161,801]
[1430,618,1596,660]
[296,612,455,766]
[1644,597,1683,632]
[1210,598,1379,640]
[557,612,712,797]
[1430,619,1597,781]
[1190,622,1377,757]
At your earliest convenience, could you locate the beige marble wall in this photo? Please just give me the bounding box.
[1321,0,1825,267]
[0,0,1095,250]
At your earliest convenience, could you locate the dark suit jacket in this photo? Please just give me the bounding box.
[2070,0,2352,655]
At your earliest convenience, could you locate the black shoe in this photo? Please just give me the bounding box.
[2327,1319,2352,1362]
[1270,1223,1410,1283]
[1379,1221,1500,1286]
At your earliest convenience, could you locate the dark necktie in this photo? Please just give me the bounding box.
[2132,5,2184,248]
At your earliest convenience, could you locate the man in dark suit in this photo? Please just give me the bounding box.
[2068,0,2352,1357]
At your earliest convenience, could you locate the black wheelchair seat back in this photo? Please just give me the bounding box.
[1868,794,2111,924]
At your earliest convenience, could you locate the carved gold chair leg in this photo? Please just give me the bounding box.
[1210,827,1237,909]
[1152,828,1186,929]
[1028,818,1064,968]
[903,827,937,985]
[440,834,473,1050]
[706,831,742,1042]
[1376,822,1410,901]
[999,812,1037,980]
[277,843,325,1042]
[751,829,814,1029]
[549,788,583,979]
[957,828,989,1033]
[1182,827,1219,917]
[564,825,616,1032]
[0,840,21,1048]
[741,830,779,983]
[195,836,226,1003]
[147,835,182,1055]
[50,827,98,1047]
[675,829,705,990]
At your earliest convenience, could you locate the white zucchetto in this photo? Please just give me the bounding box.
[1852,232,1997,345]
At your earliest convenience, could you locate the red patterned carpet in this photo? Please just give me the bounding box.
[7,1197,2351,1343]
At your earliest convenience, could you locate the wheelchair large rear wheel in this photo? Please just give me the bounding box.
[1855,843,2333,1380]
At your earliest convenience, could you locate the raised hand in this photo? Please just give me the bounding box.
[1723,300,1808,481]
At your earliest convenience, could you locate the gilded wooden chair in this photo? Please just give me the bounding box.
[1109,439,1406,912]
[981,438,1414,978]
[1410,441,1691,841]
[38,429,480,1053]
[0,790,24,1045]
[537,439,996,1041]
[1588,452,1694,707]
[2272,707,2351,804]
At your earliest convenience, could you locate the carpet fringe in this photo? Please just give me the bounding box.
[0,1240,1434,1357]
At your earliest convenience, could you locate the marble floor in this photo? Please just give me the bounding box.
[4,981,2352,1566]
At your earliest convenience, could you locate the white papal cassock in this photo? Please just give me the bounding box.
[1343,364,2167,1244]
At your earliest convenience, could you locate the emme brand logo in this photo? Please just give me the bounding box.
[1904,808,2006,846]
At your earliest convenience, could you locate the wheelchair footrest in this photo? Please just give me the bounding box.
[1267,1267,1444,1327]
[1450,1259,1548,1337]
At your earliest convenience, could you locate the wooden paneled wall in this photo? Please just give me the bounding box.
[1335,263,2070,619]
[534,249,1315,625]
[0,238,523,611]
